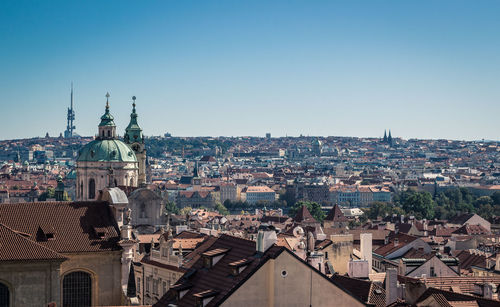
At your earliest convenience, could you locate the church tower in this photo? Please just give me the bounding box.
[124,96,147,185]
[76,93,139,201]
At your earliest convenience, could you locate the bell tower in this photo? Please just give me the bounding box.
[124,96,146,185]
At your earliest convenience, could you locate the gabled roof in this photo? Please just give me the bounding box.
[154,234,283,307]
[448,214,476,225]
[293,205,317,224]
[330,274,386,307]
[373,233,419,257]
[417,287,499,307]
[325,204,347,222]
[452,224,490,235]
[0,201,121,253]
[0,223,66,261]
[453,250,486,271]
[155,234,368,307]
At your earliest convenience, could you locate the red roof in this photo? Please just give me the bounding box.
[293,205,317,224]
[0,201,121,253]
[0,223,67,261]
[373,233,418,257]
[325,204,347,222]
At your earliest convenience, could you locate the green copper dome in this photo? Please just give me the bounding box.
[77,139,138,162]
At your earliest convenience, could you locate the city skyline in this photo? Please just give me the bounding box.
[1,1,499,140]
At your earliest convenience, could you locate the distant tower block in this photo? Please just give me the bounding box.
[64,83,76,138]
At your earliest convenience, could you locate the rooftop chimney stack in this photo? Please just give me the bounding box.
[385,268,398,305]
[256,224,277,253]
[360,233,372,273]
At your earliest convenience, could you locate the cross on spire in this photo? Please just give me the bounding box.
[105,92,110,108]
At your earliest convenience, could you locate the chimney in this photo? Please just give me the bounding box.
[496,254,500,271]
[394,238,399,247]
[360,233,372,273]
[256,224,277,253]
[385,268,398,305]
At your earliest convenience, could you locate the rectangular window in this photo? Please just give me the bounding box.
[137,277,141,293]
[146,277,151,293]
[153,279,159,295]
[163,281,167,294]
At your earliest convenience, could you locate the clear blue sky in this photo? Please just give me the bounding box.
[1,0,499,140]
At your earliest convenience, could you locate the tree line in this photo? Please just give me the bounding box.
[364,188,500,221]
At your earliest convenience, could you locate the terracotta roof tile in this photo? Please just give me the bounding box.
[0,223,67,261]
[0,201,121,253]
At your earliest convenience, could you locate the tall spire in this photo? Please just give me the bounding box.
[383,130,387,143]
[124,95,143,144]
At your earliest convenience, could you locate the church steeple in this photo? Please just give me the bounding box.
[124,96,147,186]
[124,96,143,144]
[383,130,387,143]
[388,130,393,146]
[98,92,117,139]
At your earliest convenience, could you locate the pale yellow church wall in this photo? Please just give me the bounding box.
[0,261,62,307]
[60,251,123,306]
[222,251,364,307]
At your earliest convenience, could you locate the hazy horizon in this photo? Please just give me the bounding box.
[1,1,499,141]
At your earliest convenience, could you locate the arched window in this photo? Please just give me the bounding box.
[130,178,134,186]
[80,182,83,198]
[107,130,111,137]
[0,282,9,307]
[88,179,95,200]
[63,271,91,307]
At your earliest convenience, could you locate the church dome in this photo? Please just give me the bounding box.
[77,139,137,163]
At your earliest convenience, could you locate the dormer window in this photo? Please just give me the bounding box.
[229,259,252,276]
[201,248,230,269]
[194,289,218,307]
[170,283,192,301]
[36,225,56,242]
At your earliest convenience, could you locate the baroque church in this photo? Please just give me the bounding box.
[76,93,146,201]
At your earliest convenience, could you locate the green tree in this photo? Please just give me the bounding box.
[180,206,192,215]
[215,203,229,216]
[165,201,180,215]
[478,204,494,220]
[491,191,500,206]
[474,196,493,209]
[402,191,435,219]
[288,201,326,222]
